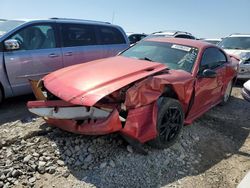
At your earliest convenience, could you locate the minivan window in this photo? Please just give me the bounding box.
[62,24,97,47]
[0,20,25,36]
[9,25,56,50]
[98,26,126,45]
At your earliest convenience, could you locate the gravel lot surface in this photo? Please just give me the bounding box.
[0,84,249,188]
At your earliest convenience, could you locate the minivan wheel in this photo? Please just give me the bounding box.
[149,97,184,149]
[221,80,233,105]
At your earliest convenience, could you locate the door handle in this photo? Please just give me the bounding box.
[64,52,73,56]
[48,53,59,58]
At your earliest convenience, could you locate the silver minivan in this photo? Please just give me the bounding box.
[0,18,129,102]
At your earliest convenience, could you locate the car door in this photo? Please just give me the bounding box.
[188,47,227,118]
[3,23,63,96]
[61,23,104,67]
[96,25,129,57]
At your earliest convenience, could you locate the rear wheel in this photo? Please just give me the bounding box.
[149,97,184,149]
[221,80,233,105]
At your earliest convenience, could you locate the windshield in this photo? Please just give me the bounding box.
[0,20,25,36]
[121,41,199,73]
[218,37,250,50]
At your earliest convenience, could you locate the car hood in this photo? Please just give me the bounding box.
[43,56,167,106]
[224,49,250,61]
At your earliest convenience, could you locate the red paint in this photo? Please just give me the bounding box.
[120,102,158,143]
[27,100,74,108]
[43,56,167,106]
[28,38,238,143]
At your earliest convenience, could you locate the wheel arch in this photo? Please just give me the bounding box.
[160,84,179,100]
[159,84,194,118]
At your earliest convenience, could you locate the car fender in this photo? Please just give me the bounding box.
[124,70,194,114]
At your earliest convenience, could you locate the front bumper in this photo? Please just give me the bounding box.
[27,100,122,135]
[27,79,158,143]
[27,100,158,143]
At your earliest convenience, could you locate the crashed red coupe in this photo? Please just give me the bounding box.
[27,38,238,149]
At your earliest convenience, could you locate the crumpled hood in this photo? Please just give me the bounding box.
[43,56,167,106]
[224,49,250,61]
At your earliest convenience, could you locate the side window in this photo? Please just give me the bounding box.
[98,26,126,45]
[200,48,227,71]
[62,24,97,47]
[9,25,56,50]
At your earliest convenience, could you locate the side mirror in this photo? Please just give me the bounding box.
[199,69,217,78]
[4,39,20,50]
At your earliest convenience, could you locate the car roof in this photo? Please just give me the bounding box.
[203,38,221,41]
[50,17,111,25]
[146,37,213,49]
[126,32,147,36]
[7,18,112,26]
[228,34,250,37]
[151,30,193,36]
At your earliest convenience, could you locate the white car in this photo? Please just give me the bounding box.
[218,34,250,79]
[202,38,221,45]
[126,32,147,45]
[145,30,196,40]
[242,80,250,102]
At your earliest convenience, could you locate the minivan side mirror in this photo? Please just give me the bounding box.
[199,69,217,78]
[4,39,20,50]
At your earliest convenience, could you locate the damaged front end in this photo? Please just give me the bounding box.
[27,79,159,143]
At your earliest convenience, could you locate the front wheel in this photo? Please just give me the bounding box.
[149,97,184,149]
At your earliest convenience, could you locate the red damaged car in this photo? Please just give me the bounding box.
[27,38,238,149]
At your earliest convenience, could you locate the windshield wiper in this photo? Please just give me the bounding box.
[139,57,154,62]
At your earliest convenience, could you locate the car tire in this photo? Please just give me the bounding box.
[221,80,233,105]
[149,97,184,149]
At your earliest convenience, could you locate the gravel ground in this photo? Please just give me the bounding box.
[0,85,249,188]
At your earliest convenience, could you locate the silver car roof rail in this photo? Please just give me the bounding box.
[152,30,193,36]
[50,17,111,24]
